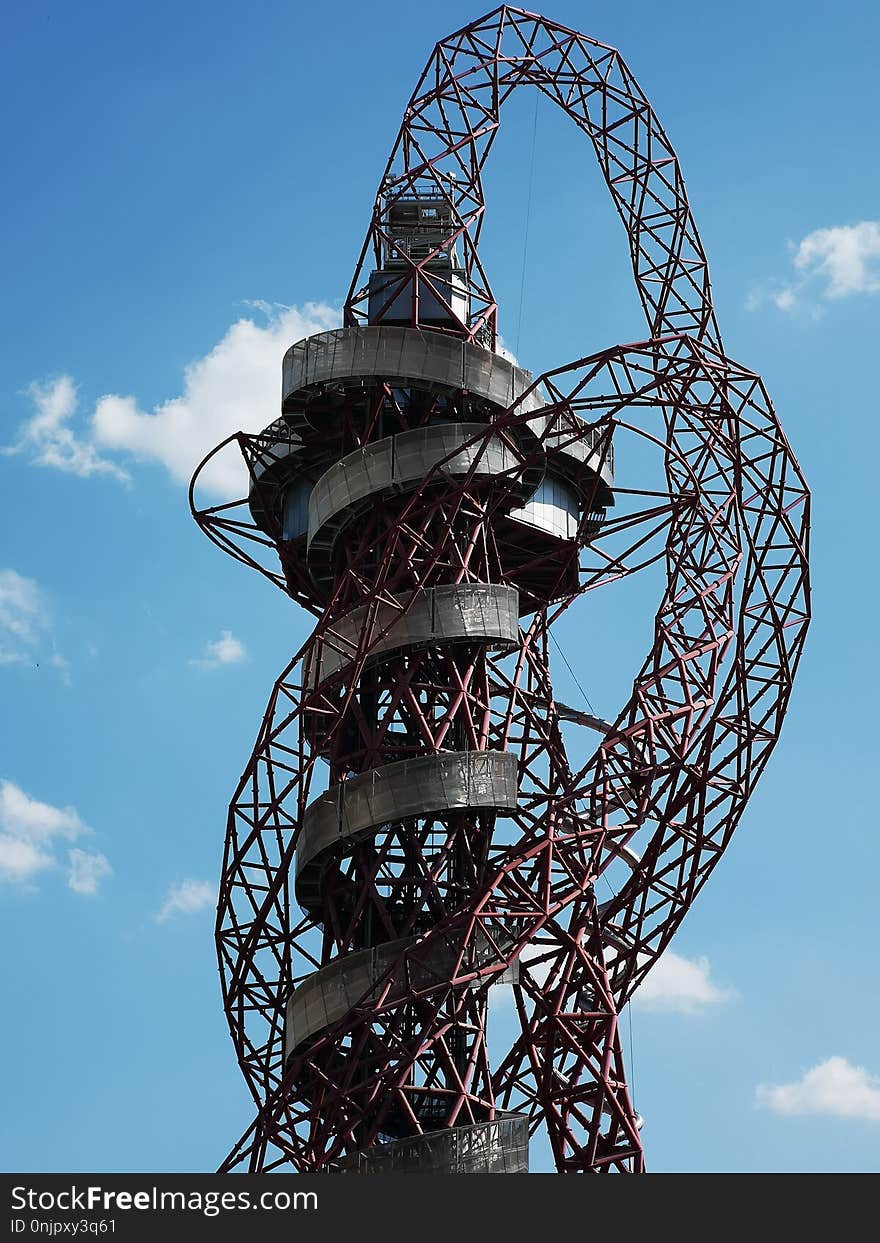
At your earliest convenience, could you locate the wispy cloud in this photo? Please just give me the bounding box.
[191,630,247,670]
[67,848,112,896]
[7,376,129,480]
[747,221,880,313]
[0,836,54,885]
[156,878,214,922]
[0,569,69,674]
[11,302,340,499]
[0,779,110,894]
[0,779,85,842]
[633,950,734,1014]
[0,569,46,666]
[756,1056,880,1123]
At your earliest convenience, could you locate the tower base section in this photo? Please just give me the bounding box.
[333,1114,529,1173]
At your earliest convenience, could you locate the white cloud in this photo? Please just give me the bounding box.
[94,300,339,497]
[772,287,797,312]
[633,950,733,1014]
[67,848,112,896]
[156,878,214,922]
[9,376,129,480]
[12,301,339,500]
[748,221,880,312]
[0,836,54,883]
[0,569,47,666]
[0,779,85,842]
[756,1056,880,1123]
[793,222,880,297]
[0,779,109,893]
[12,302,338,498]
[191,629,247,670]
[0,570,67,674]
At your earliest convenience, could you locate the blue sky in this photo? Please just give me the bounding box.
[2,0,879,1173]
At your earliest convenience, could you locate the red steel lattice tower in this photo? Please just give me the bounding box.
[191,7,810,1173]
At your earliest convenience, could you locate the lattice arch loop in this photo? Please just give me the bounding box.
[345,5,720,351]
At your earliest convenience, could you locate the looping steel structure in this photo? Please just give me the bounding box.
[190,6,810,1174]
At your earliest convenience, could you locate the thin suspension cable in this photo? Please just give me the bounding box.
[549,628,596,715]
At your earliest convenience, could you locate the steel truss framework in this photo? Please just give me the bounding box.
[190,6,810,1173]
